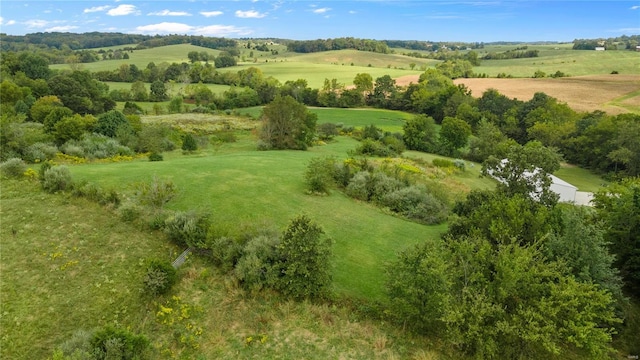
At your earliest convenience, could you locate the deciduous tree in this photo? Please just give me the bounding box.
[259,95,317,150]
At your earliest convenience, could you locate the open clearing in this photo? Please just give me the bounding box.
[396,74,640,114]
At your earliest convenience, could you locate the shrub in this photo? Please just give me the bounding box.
[432,158,454,168]
[454,159,466,171]
[148,153,163,161]
[361,124,382,140]
[90,326,149,360]
[256,140,272,151]
[0,158,27,179]
[355,139,394,157]
[332,161,354,188]
[181,133,198,152]
[60,143,85,158]
[23,142,58,163]
[235,235,281,292]
[317,122,339,140]
[164,211,210,248]
[381,134,406,154]
[346,171,373,201]
[42,165,73,193]
[142,259,177,295]
[304,156,336,194]
[275,215,332,300]
[119,203,142,222]
[369,171,403,204]
[209,236,243,273]
[38,160,53,182]
[380,186,448,225]
[134,177,177,209]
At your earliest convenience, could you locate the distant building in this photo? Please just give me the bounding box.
[636,45,640,52]
[595,46,606,51]
[488,159,580,204]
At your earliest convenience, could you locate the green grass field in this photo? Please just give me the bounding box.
[0,179,437,359]
[51,44,223,72]
[240,106,414,133]
[68,135,448,300]
[475,48,640,77]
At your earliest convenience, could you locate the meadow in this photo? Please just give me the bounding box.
[0,178,439,359]
[67,126,498,300]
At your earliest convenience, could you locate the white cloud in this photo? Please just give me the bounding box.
[107,4,138,16]
[349,10,357,14]
[313,7,331,14]
[235,10,266,18]
[24,19,49,28]
[194,25,252,36]
[46,25,79,32]
[84,5,111,13]
[148,10,191,16]
[631,5,640,10]
[136,22,193,34]
[612,27,640,32]
[135,22,251,36]
[200,11,223,17]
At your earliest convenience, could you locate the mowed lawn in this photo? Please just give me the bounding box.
[69,136,445,300]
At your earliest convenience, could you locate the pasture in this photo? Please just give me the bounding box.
[0,179,432,360]
[68,134,449,300]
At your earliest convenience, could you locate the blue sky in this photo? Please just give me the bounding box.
[0,1,638,42]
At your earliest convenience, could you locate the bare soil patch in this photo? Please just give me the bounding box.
[394,74,640,114]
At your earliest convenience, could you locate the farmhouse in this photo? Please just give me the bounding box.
[548,174,578,203]
[595,46,606,51]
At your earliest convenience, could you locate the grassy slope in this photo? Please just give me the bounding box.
[0,180,174,359]
[476,48,640,77]
[51,44,223,72]
[0,179,441,360]
[68,135,446,300]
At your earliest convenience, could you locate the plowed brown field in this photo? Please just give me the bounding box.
[394,74,640,114]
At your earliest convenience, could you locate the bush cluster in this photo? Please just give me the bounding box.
[61,133,133,160]
[0,158,27,178]
[54,327,149,360]
[341,167,448,225]
[142,259,177,296]
[42,165,73,193]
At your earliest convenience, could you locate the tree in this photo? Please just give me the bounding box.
[168,96,183,113]
[259,95,317,150]
[402,114,438,152]
[187,51,200,63]
[353,73,373,96]
[546,205,623,298]
[95,110,131,138]
[467,118,510,162]
[30,95,64,123]
[482,141,562,204]
[18,52,51,80]
[214,53,237,68]
[593,178,640,297]
[275,215,332,300]
[439,116,471,156]
[130,81,148,101]
[386,234,620,359]
[181,133,198,152]
[53,114,93,145]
